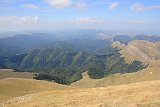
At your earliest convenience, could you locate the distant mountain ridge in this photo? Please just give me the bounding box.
[113,40,160,64]
[0,31,160,57]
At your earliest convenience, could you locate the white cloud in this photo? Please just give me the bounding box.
[74,2,87,10]
[131,3,160,11]
[44,0,72,8]
[108,2,119,10]
[0,16,39,24]
[130,20,145,24]
[21,4,38,9]
[72,18,103,24]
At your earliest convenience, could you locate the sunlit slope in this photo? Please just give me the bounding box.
[113,40,160,64]
[149,59,160,67]
[1,59,160,107]
[71,65,160,88]
[1,80,160,107]
[0,69,34,80]
[71,55,160,88]
[0,78,70,102]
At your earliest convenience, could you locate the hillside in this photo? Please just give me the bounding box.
[71,59,160,88]
[113,40,160,64]
[0,69,34,80]
[71,66,160,88]
[1,80,160,107]
[1,36,160,85]
[6,49,146,84]
[0,61,159,107]
[0,78,71,103]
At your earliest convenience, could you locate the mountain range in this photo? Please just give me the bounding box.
[0,30,160,84]
[0,30,160,107]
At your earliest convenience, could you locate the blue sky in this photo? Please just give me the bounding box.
[0,0,160,34]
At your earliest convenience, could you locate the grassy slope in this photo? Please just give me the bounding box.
[119,40,160,64]
[0,61,159,106]
[71,66,160,88]
[1,80,160,107]
[0,69,34,80]
[0,78,71,102]
[71,60,160,88]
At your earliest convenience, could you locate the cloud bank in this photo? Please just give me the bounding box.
[44,0,72,8]
[108,2,119,10]
[74,2,87,10]
[21,4,38,9]
[0,16,39,24]
[72,18,103,24]
[131,3,160,11]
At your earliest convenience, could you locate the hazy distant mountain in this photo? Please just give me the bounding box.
[0,30,160,57]
[0,33,56,57]
[0,30,112,57]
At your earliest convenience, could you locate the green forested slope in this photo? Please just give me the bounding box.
[5,42,147,84]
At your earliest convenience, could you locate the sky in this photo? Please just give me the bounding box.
[0,0,160,34]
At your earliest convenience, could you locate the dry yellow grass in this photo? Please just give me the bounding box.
[112,40,160,64]
[1,80,160,107]
[0,57,160,107]
[0,69,34,80]
[0,66,160,107]
[0,78,71,102]
[71,66,160,88]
